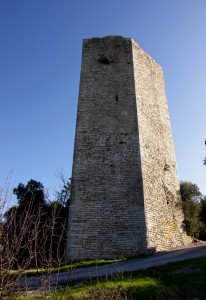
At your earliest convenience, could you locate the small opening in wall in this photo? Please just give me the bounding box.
[98,55,110,64]
[116,94,118,102]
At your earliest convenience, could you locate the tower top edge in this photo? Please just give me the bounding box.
[83,36,161,67]
[83,35,135,43]
[83,36,140,50]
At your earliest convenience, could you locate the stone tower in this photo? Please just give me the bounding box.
[67,36,190,260]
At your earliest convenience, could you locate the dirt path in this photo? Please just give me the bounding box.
[19,243,206,289]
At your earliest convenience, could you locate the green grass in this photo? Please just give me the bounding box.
[19,254,148,277]
[51,257,206,299]
[8,257,206,299]
[19,258,127,277]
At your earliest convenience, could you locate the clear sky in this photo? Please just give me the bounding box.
[0,0,206,200]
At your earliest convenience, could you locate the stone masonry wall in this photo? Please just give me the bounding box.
[131,41,191,250]
[67,36,190,260]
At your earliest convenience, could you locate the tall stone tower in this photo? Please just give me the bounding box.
[68,36,190,260]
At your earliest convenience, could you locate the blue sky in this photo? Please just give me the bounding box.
[0,0,206,200]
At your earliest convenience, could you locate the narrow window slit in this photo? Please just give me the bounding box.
[116,94,118,102]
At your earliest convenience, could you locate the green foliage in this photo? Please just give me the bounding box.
[180,181,206,239]
[200,196,206,224]
[199,196,206,240]
[180,181,201,201]
[182,200,204,238]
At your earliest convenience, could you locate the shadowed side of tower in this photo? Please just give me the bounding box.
[67,36,191,260]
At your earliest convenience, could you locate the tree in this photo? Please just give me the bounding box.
[3,180,48,268]
[3,179,68,269]
[180,181,201,201]
[180,181,204,239]
[199,196,206,240]
[182,199,203,238]
[13,179,46,208]
[54,172,70,207]
[200,196,206,224]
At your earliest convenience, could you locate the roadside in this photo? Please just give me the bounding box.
[19,242,206,289]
